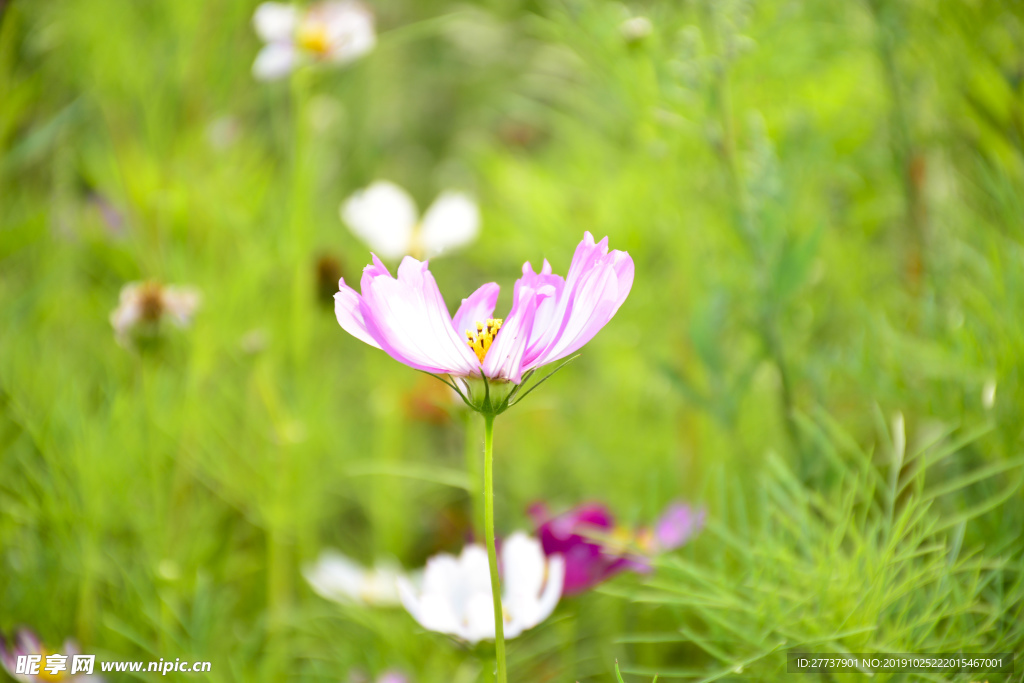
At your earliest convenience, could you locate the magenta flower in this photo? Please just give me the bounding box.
[334,232,633,412]
[528,501,705,596]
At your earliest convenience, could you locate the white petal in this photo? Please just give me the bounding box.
[429,544,488,623]
[303,551,367,603]
[503,619,526,640]
[362,564,403,605]
[253,43,298,81]
[459,544,494,603]
[110,283,146,339]
[421,553,461,600]
[533,553,564,626]
[620,16,653,42]
[341,181,418,259]
[118,282,144,305]
[420,192,480,257]
[321,1,377,63]
[109,300,141,336]
[253,2,298,42]
[462,592,497,644]
[62,640,81,659]
[505,554,563,633]
[398,577,461,636]
[162,286,200,327]
[501,532,545,602]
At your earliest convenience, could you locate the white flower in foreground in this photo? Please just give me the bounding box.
[397,532,564,644]
[109,281,200,347]
[253,1,375,81]
[304,551,403,606]
[341,181,480,260]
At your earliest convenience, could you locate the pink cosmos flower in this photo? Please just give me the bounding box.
[528,501,705,595]
[334,232,633,408]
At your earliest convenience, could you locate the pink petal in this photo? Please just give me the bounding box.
[481,283,551,384]
[654,503,705,551]
[359,256,480,375]
[334,277,381,349]
[15,629,42,656]
[0,638,14,678]
[452,282,499,338]
[516,260,566,367]
[520,234,605,365]
[525,232,633,369]
[540,256,632,363]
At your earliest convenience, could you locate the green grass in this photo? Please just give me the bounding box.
[2,0,1024,681]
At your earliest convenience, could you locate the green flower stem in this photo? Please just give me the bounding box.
[465,412,482,539]
[482,412,507,683]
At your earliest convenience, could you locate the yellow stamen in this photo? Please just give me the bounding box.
[605,525,635,555]
[297,23,331,55]
[636,528,655,553]
[465,318,503,362]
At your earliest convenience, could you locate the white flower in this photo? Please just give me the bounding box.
[341,181,480,260]
[304,551,403,606]
[397,532,564,644]
[620,16,653,43]
[252,1,375,81]
[109,281,200,347]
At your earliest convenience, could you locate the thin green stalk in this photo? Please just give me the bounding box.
[465,412,482,539]
[482,413,507,683]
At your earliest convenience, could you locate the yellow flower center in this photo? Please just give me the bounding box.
[39,668,67,682]
[35,648,67,681]
[465,318,503,362]
[635,528,655,553]
[608,525,633,550]
[297,23,331,55]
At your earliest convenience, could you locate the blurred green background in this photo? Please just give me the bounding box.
[2,0,1024,680]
